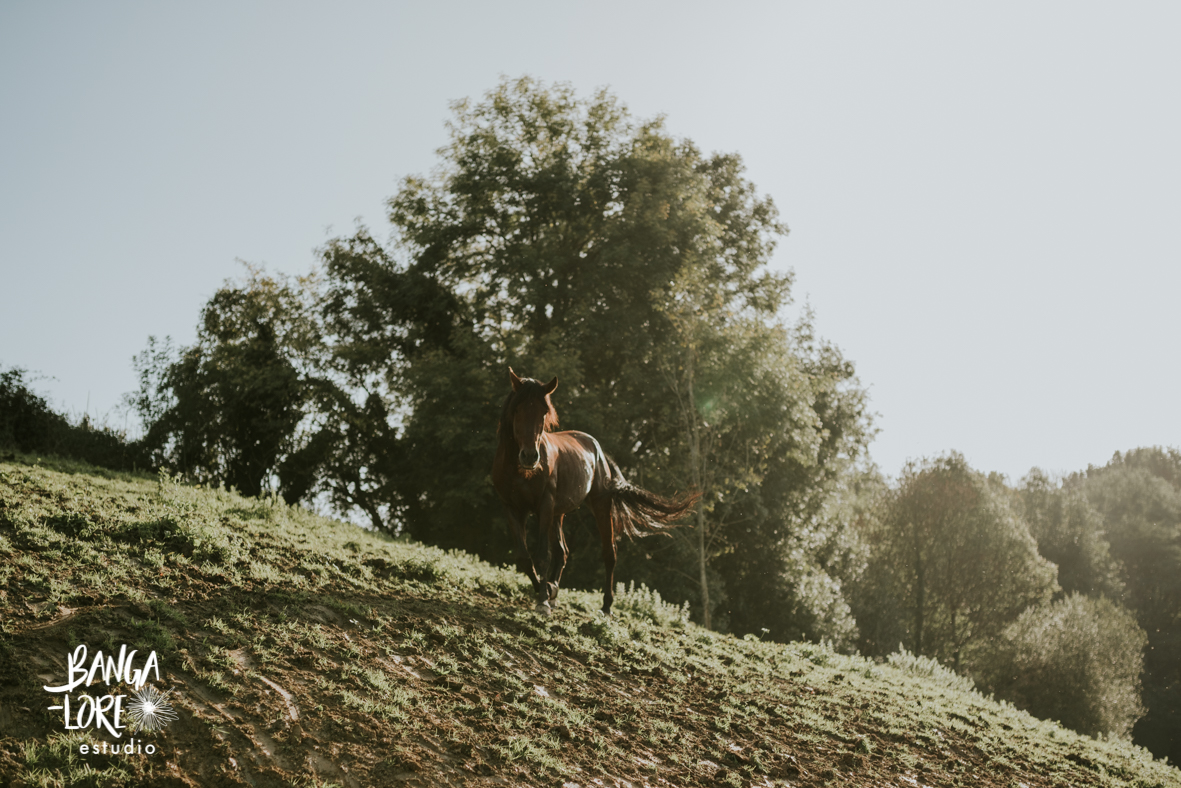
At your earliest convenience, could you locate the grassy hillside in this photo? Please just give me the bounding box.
[0,455,1176,788]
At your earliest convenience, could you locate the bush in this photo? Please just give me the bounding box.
[613,581,691,629]
[0,367,64,452]
[974,593,1146,739]
[887,646,977,693]
[0,366,149,471]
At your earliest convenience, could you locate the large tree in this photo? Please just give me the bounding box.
[319,77,873,635]
[130,267,319,499]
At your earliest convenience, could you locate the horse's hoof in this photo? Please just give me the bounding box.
[599,609,612,619]
[535,602,552,616]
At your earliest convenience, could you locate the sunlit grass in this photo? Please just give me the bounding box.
[1,455,1177,788]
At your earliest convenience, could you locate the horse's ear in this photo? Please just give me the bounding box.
[543,376,558,396]
[509,367,523,392]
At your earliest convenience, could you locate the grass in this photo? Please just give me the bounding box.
[0,452,1177,787]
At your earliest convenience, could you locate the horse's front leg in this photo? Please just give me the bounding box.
[545,513,569,604]
[534,503,568,615]
[505,507,541,596]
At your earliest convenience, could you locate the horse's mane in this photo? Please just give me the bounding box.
[498,379,559,440]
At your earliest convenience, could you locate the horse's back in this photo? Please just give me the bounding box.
[549,430,605,463]
[547,430,614,500]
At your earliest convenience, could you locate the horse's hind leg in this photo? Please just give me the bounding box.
[589,495,616,616]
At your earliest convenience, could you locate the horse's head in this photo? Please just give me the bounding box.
[503,367,559,470]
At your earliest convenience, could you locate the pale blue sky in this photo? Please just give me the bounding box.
[3,2,1179,481]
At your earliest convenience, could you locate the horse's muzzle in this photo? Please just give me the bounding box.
[518,448,540,469]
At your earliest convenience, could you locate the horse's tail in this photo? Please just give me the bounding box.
[605,456,701,539]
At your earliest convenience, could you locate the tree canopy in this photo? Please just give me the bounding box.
[129,267,318,500]
[1065,449,1181,763]
[1018,469,1123,601]
[316,77,873,639]
[855,454,1057,669]
[976,593,1146,739]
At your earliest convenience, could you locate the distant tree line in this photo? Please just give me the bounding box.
[5,78,1177,763]
[852,450,1180,753]
[0,367,149,471]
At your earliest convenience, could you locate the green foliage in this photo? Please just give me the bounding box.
[656,256,873,640]
[319,76,874,641]
[0,366,148,472]
[975,593,1146,740]
[18,732,135,788]
[1071,449,1181,632]
[0,367,60,453]
[130,266,319,499]
[855,454,1057,669]
[1019,469,1124,601]
[721,459,881,652]
[1066,448,1181,764]
[886,646,977,694]
[612,581,691,629]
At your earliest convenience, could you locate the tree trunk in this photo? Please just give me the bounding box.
[951,610,960,671]
[686,366,711,630]
[913,526,925,655]
[698,504,710,630]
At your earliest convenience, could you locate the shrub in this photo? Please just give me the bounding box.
[0,367,64,453]
[613,581,691,629]
[886,646,977,693]
[0,366,150,471]
[974,593,1146,739]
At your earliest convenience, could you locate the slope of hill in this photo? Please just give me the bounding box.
[0,455,1176,788]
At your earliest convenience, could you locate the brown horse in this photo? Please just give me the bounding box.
[492,368,700,616]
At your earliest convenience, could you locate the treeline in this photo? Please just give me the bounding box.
[853,451,1180,760]
[3,78,1177,763]
[0,367,149,471]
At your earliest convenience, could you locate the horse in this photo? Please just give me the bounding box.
[491,368,700,616]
